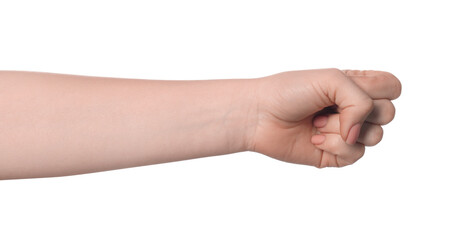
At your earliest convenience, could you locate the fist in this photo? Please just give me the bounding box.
[247,68,401,167]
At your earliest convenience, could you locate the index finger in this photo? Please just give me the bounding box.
[342,70,402,100]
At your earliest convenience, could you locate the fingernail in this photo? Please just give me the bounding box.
[311,134,326,145]
[346,123,362,145]
[313,115,328,128]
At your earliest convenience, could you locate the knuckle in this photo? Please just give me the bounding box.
[325,68,345,80]
[326,68,342,75]
[344,69,361,76]
[354,145,366,162]
[342,69,351,75]
[359,145,366,158]
[370,126,384,146]
[343,144,365,165]
[382,101,396,124]
[337,156,355,167]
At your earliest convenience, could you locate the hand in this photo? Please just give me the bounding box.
[247,68,401,167]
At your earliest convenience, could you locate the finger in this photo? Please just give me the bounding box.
[357,123,383,146]
[313,114,329,128]
[321,69,374,145]
[311,133,365,167]
[342,70,402,100]
[318,151,358,168]
[318,151,339,168]
[313,113,339,133]
[314,113,384,146]
[367,99,396,125]
[313,99,396,126]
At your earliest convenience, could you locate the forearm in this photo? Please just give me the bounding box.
[0,71,258,179]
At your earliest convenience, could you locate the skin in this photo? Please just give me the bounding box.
[0,69,401,180]
[252,69,401,167]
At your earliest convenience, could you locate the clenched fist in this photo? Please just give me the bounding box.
[247,68,401,168]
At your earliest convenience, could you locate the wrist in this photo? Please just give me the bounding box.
[231,77,264,153]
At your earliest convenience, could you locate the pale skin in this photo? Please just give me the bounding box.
[0,69,401,180]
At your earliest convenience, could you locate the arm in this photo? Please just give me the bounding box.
[0,69,401,180]
[0,71,258,179]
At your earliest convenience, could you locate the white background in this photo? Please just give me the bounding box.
[1,0,453,239]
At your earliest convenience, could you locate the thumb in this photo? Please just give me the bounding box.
[322,69,374,145]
